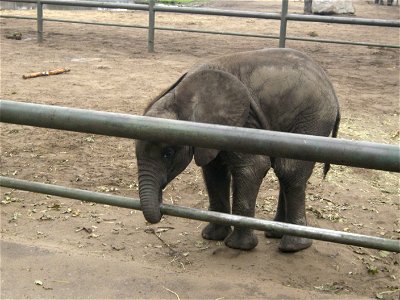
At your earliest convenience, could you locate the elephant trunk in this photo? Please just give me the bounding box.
[138,173,163,224]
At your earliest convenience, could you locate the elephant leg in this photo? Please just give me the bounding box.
[275,159,314,252]
[201,156,232,241]
[264,182,286,239]
[224,154,270,251]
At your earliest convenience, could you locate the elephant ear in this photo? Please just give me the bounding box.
[144,72,187,115]
[175,69,251,166]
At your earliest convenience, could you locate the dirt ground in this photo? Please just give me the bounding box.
[1,0,399,299]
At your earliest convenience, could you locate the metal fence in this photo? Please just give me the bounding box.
[1,99,399,252]
[1,0,399,253]
[1,0,399,51]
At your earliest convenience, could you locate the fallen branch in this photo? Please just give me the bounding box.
[22,68,70,79]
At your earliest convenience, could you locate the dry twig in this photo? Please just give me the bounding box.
[163,286,180,300]
[22,68,70,79]
[144,227,177,255]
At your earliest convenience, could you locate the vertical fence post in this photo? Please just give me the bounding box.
[37,0,43,43]
[279,0,288,48]
[148,0,155,52]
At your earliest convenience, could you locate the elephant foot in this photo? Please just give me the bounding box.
[278,235,312,252]
[224,229,258,251]
[202,223,231,241]
[264,229,283,239]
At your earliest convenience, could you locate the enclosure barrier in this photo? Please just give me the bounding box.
[1,100,399,172]
[1,176,399,252]
[1,0,399,50]
[1,100,399,251]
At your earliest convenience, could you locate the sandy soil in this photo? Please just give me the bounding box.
[1,0,399,299]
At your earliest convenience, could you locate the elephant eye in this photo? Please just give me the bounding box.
[162,147,175,159]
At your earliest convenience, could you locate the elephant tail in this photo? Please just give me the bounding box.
[323,110,341,178]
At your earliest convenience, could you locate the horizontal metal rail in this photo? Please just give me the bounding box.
[154,26,400,48]
[0,14,149,28]
[153,5,281,20]
[157,6,400,27]
[286,13,400,27]
[1,100,399,172]
[0,15,272,40]
[2,14,399,49]
[1,176,398,252]
[2,0,149,10]
[285,35,400,48]
[2,0,399,27]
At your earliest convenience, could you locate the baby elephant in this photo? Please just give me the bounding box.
[135,48,340,252]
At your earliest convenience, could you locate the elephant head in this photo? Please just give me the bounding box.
[135,69,254,224]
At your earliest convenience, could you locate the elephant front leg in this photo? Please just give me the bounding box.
[224,157,269,251]
[201,157,232,241]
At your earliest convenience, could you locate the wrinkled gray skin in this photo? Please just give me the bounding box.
[136,48,340,252]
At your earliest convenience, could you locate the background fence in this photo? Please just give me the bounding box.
[1,0,399,51]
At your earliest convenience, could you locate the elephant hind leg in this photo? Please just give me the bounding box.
[224,154,271,250]
[264,182,286,239]
[273,159,315,252]
[277,182,313,253]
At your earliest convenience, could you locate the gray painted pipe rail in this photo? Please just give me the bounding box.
[1,100,399,172]
[2,0,399,27]
[286,13,400,27]
[1,176,398,252]
[4,0,150,10]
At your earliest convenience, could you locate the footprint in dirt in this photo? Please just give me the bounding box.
[212,247,242,258]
